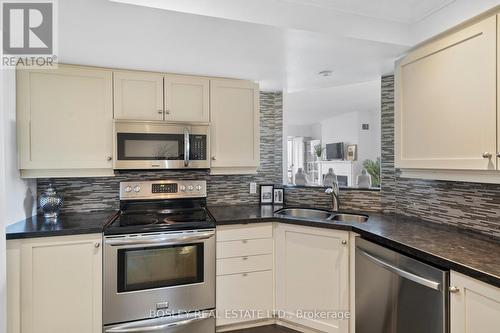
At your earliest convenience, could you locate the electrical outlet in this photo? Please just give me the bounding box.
[249,182,257,194]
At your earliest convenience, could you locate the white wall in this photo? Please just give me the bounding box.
[1,68,37,333]
[320,109,381,179]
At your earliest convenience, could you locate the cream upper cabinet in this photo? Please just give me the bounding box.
[275,224,349,333]
[113,71,164,120]
[17,65,114,178]
[450,271,500,333]
[7,234,102,333]
[395,15,497,171]
[210,79,260,174]
[164,74,209,123]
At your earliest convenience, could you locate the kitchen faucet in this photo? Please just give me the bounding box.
[325,182,340,212]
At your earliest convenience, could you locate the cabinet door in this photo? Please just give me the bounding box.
[450,271,500,333]
[216,270,274,326]
[20,234,102,333]
[395,16,497,170]
[210,79,260,173]
[276,224,349,333]
[17,65,113,175]
[164,74,209,123]
[113,71,163,120]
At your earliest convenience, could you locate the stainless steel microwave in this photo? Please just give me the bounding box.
[113,121,210,170]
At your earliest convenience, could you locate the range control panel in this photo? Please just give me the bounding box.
[120,180,207,200]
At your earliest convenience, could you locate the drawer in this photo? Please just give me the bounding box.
[216,270,274,326]
[217,254,273,276]
[216,238,273,259]
[216,223,273,242]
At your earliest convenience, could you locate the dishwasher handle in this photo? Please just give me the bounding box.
[358,249,442,291]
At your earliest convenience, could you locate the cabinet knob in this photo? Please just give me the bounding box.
[341,240,347,246]
[482,152,492,159]
[449,286,460,293]
[497,153,500,158]
[94,242,100,248]
[157,110,163,114]
[165,110,171,115]
[211,156,217,161]
[107,156,112,161]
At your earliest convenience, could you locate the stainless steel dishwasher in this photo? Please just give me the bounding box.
[355,237,449,333]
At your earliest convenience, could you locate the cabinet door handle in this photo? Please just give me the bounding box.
[211,156,217,161]
[449,286,460,293]
[94,242,100,248]
[165,110,171,115]
[341,240,347,245]
[482,152,492,159]
[157,110,163,114]
[107,156,112,161]
[496,153,500,158]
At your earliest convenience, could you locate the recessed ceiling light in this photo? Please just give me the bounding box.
[318,70,333,77]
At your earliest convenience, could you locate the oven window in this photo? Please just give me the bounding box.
[117,133,184,160]
[117,243,204,292]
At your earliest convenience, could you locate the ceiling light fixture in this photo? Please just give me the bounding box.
[318,70,333,77]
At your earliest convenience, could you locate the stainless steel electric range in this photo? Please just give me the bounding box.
[103,180,215,333]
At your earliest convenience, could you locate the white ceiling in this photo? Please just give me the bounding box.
[284,80,381,125]
[57,0,498,124]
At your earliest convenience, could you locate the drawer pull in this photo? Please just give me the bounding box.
[242,273,248,277]
[242,256,249,260]
[242,240,248,244]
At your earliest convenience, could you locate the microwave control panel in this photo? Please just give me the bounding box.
[190,135,207,160]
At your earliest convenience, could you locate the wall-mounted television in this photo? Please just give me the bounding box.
[326,142,344,160]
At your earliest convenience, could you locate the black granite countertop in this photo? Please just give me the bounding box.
[5,210,118,240]
[208,205,500,288]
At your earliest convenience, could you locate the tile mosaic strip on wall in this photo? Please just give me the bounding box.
[380,75,396,214]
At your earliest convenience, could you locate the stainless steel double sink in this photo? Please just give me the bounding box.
[274,207,369,223]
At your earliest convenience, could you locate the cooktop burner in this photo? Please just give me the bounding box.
[104,180,215,235]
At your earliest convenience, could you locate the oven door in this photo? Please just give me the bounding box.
[113,121,210,170]
[104,230,215,325]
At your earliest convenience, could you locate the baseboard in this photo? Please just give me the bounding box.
[276,319,324,333]
[216,318,276,332]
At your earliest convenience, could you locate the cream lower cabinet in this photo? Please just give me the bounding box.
[395,14,498,177]
[275,224,349,333]
[7,234,102,333]
[216,223,274,328]
[210,79,260,174]
[450,271,500,333]
[17,65,114,178]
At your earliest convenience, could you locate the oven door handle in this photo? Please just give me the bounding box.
[105,231,214,246]
[184,127,190,167]
[104,312,212,333]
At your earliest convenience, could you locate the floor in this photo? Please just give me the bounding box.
[230,325,301,333]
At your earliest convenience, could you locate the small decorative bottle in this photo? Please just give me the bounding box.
[39,184,63,222]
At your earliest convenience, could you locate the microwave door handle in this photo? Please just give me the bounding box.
[105,231,215,246]
[104,312,212,333]
[184,127,190,167]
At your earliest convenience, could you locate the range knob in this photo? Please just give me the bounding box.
[188,185,194,191]
[179,185,187,192]
[195,185,202,191]
[133,185,141,193]
[124,186,132,193]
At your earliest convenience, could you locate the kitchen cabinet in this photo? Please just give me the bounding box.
[450,271,500,333]
[395,15,498,177]
[7,234,102,333]
[113,71,164,121]
[216,223,274,327]
[210,79,260,174]
[275,224,349,333]
[164,74,209,123]
[17,65,114,178]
